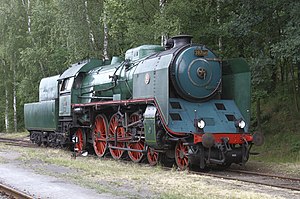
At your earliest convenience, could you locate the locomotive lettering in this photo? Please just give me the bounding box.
[194,49,208,57]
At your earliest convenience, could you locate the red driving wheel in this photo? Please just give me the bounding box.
[75,128,86,153]
[175,140,189,170]
[93,114,108,157]
[108,113,126,159]
[147,147,159,166]
[128,113,145,163]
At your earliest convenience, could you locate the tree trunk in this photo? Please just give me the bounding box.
[21,0,31,33]
[5,86,9,132]
[84,0,96,51]
[27,0,31,33]
[217,0,222,52]
[103,10,109,60]
[256,98,262,133]
[280,62,284,82]
[2,60,9,132]
[159,0,167,46]
[290,64,299,112]
[13,59,17,132]
[39,61,46,77]
[297,62,300,94]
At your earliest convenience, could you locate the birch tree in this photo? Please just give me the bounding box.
[103,3,109,60]
[159,0,167,46]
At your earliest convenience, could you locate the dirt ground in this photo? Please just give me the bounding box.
[0,151,124,199]
[0,143,299,198]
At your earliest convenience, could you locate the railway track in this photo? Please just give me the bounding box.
[1,136,299,193]
[81,151,300,192]
[100,153,300,192]
[228,169,300,191]
[0,183,32,199]
[189,168,300,192]
[0,137,36,148]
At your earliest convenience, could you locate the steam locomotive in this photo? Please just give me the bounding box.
[24,35,263,169]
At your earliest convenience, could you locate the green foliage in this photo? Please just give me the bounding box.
[251,86,300,162]
[271,1,300,63]
[250,56,275,99]
[0,0,299,139]
[104,0,160,55]
[262,90,300,133]
[0,0,105,131]
[253,132,300,163]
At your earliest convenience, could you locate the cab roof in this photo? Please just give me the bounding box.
[58,59,103,80]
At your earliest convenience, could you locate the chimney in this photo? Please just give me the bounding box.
[172,35,193,48]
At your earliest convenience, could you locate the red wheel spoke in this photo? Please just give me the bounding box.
[175,141,189,170]
[147,147,159,166]
[109,114,126,160]
[184,158,188,165]
[75,128,85,153]
[138,142,144,149]
[93,115,108,157]
[128,113,145,163]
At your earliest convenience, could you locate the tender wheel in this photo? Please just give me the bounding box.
[33,132,42,146]
[43,140,49,147]
[108,113,126,159]
[47,133,56,147]
[93,114,108,157]
[128,113,145,163]
[175,141,189,170]
[147,147,159,166]
[74,128,86,153]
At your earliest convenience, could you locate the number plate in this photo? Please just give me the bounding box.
[194,49,208,57]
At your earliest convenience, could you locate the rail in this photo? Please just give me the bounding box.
[188,168,300,192]
[0,183,32,199]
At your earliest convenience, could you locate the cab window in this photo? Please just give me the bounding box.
[73,73,84,89]
[60,77,74,92]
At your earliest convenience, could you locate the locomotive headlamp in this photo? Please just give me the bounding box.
[238,120,246,129]
[235,119,246,129]
[197,119,206,129]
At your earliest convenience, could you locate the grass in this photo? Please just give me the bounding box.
[250,90,300,164]
[0,142,278,199]
[252,133,300,162]
[246,89,300,176]
[0,131,29,139]
[250,134,300,176]
[2,89,300,198]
